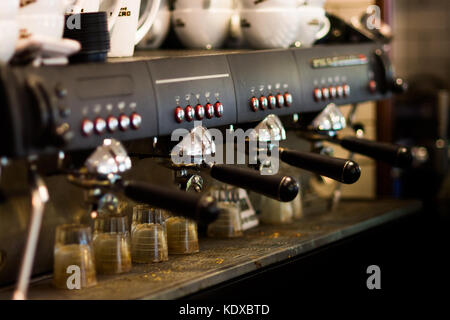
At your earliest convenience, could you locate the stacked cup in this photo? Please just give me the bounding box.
[295,1,330,47]
[240,0,330,49]
[240,0,302,49]
[63,12,111,63]
[172,0,235,49]
[0,0,19,63]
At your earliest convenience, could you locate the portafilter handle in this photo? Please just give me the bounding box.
[279,148,361,185]
[338,137,413,168]
[209,165,299,202]
[120,180,220,224]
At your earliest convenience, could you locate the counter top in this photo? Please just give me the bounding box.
[0,199,421,300]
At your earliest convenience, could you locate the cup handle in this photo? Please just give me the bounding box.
[135,0,162,45]
[315,15,330,40]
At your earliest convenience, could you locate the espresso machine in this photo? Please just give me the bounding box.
[0,38,410,298]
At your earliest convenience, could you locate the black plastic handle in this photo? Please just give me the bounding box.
[209,165,299,202]
[121,181,220,224]
[280,149,361,184]
[339,137,413,168]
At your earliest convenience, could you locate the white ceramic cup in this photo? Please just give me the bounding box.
[18,0,75,41]
[172,8,234,49]
[137,0,171,49]
[0,22,19,63]
[296,6,330,47]
[305,0,327,7]
[174,0,234,10]
[108,0,162,57]
[19,0,69,14]
[241,0,298,9]
[17,13,65,40]
[240,8,302,49]
[0,0,20,19]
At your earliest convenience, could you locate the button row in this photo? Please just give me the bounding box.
[82,113,142,136]
[314,84,350,102]
[175,102,224,123]
[250,92,292,112]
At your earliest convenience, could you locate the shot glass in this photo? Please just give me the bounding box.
[93,214,132,275]
[166,216,199,255]
[207,201,243,238]
[259,196,294,225]
[131,205,168,263]
[53,224,97,289]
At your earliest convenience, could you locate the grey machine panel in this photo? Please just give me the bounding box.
[292,44,391,112]
[227,50,303,124]
[11,61,158,153]
[147,55,237,136]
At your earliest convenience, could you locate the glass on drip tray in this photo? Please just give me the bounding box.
[93,213,132,275]
[53,224,97,289]
[131,204,168,263]
[166,214,199,255]
[259,162,297,225]
[207,184,243,238]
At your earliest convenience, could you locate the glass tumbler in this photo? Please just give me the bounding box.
[131,205,168,263]
[166,216,199,255]
[259,196,294,225]
[93,214,132,275]
[207,201,243,238]
[53,224,97,289]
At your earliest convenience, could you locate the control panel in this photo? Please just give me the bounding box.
[7,62,158,155]
[292,43,390,112]
[227,50,302,123]
[146,55,237,136]
[1,44,396,158]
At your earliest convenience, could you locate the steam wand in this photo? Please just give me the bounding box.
[13,164,49,300]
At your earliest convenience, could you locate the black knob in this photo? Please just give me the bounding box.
[342,160,362,184]
[279,176,300,202]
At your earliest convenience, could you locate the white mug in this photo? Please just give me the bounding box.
[296,6,330,47]
[18,0,71,41]
[67,0,122,31]
[241,0,297,9]
[137,0,171,49]
[240,8,302,49]
[174,0,234,10]
[172,8,233,49]
[108,0,162,57]
[0,0,20,63]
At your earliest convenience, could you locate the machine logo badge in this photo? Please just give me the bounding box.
[366,265,381,290]
[66,265,81,290]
